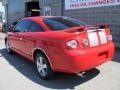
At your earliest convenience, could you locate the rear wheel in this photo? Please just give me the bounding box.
[5,40,12,54]
[35,53,54,80]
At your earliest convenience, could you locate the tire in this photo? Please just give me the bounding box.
[5,40,12,54]
[35,53,54,80]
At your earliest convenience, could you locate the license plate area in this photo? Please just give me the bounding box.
[98,51,108,59]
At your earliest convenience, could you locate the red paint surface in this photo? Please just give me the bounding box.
[7,16,115,73]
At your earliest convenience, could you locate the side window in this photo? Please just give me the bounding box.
[14,20,31,32]
[29,22,44,32]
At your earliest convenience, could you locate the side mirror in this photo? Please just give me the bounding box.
[8,21,18,32]
[8,25,14,32]
[13,29,20,32]
[8,26,20,32]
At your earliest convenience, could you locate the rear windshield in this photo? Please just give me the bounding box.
[43,17,88,31]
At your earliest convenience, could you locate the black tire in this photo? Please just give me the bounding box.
[35,53,55,80]
[5,40,13,54]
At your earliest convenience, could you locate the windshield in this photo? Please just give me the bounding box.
[43,17,88,31]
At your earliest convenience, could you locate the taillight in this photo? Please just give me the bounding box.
[107,34,112,41]
[66,40,78,49]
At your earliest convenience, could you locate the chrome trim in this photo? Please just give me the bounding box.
[32,48,54,70]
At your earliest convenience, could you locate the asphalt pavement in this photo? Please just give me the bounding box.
[0,33,120,90]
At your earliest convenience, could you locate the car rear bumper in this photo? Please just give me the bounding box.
[55,42,115,73]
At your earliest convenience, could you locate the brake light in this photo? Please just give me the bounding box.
[66,40,78,49]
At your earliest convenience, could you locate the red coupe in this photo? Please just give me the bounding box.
[5,16,115,79]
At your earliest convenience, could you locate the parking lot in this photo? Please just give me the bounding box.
[0,33,120,90]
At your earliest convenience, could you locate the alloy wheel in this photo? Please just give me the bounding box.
[36,56,47,77]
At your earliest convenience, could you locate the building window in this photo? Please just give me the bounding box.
[43,6,51,16]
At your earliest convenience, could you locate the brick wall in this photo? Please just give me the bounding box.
[39,0,120,47]
[39,0,62,16]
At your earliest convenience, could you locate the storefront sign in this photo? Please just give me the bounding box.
[65,0,120,10]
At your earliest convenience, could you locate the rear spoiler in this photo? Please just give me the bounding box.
[86,24,109,29]
[64,24,109,32]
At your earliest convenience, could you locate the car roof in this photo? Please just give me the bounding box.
[21,16,64,26]
[23,16,63,21]
[21,16,61,31]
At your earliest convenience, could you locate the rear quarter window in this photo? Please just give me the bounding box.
[43,17,88,31]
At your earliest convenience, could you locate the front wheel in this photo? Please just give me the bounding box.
[35,53,55,80]
[5,40,12,54]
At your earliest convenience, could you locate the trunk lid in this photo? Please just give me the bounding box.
[64,24,111,48]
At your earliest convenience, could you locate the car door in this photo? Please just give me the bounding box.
[12,20,32,53]
[24,21,44,57]
[7,21,19,50]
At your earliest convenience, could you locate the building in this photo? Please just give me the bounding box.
[0,0,40,27]
[0,2,5,32]
[0,0,120,47]
[0,2,4,22]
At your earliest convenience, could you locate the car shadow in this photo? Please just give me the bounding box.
[113,48,120,63]
[0,48,100,89]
